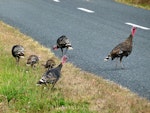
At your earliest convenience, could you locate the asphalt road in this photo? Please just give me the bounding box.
[0,0,150,99]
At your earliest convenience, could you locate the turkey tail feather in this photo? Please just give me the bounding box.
[104,56,110,61]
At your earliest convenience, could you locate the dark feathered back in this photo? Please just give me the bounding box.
[109,34,133,60]
[43,59,56,70]
[12,45,25,63]
[53,35,73,55]
[57,35,71,48]
[26,55,39,67]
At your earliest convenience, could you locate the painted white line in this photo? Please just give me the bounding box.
[125,22,150,30]
[53,0,60,2]
[77,7,95,13]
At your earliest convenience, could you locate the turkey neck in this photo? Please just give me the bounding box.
[56,63,63,71]
[125,34,133,45]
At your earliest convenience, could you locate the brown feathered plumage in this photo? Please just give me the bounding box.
[26,55,39,68]
[12,45,25,64]
[104,27,137,68]
[53,35,73,56]
[43,59,56,70]
[37,55,68,89]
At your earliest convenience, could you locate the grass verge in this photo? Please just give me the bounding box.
[115,0,150,10]
[0,21,150,113]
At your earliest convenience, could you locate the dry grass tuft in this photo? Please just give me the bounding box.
[115,0,150,10]
[60,63,150,112]
[0,95,8,113]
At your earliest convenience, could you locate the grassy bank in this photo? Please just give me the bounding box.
[0,21,150,113]
[115,0,150,10]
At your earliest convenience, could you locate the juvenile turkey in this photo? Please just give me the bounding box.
[12,45,25,64]
[53,35,73,55]
[37,55,68,89]
[104,27,137,68]
[26,55,40,68]
[43,59,56,70]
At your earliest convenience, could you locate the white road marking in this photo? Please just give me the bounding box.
[53,0,60,2]
[77,7,95,13]
[125,22,150,30]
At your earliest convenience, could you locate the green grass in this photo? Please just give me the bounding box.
[0,21,150,113]
[0,49,92,113]
[0,53,92,113]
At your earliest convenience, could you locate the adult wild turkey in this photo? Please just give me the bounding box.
[26,55,40,68]
[37,55,68,89]
[12,45,25,64]
[53,35,73,55]
[104,27,137,68]
[43,59,56,70]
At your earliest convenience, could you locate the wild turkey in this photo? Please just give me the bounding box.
[26,55,40,68]
[12,45,25,64]
[42,59,56,70]
[37,55,68,89]
[104,27,137,68]
[53,35,73,55]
